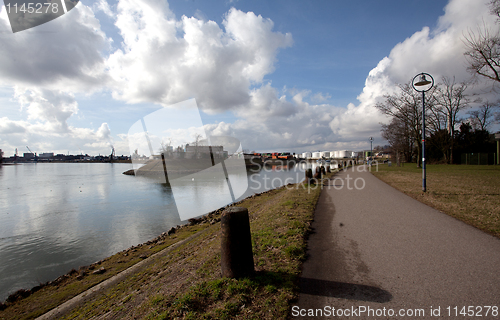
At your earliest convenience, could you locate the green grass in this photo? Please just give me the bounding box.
[372,163,500,238]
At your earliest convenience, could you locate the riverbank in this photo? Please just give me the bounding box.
[0,170,334,319]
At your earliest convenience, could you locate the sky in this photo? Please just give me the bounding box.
[0,0,498,156]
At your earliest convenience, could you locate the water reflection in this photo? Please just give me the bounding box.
[0,161,321,301]
[0,163,181,301]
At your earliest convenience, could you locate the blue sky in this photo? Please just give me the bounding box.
[164,0,448,105]
[0,0,496,156]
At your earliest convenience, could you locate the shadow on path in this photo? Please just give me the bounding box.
[299,277,392,303]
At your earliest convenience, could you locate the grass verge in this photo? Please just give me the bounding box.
[372,164,500,238]
[1,172,332,319]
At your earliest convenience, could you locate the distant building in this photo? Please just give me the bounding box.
[23,152,34,159]
[39,152,54,158]
[185,145,224,159]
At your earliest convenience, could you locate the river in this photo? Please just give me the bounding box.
[0,161,321,301]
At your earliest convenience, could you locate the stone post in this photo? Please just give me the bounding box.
[313,166,322,180]
[221,207,254,278]
[305,168,313,183]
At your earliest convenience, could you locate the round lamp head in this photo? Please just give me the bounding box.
[412,72,434,92]
[414,74,432,86]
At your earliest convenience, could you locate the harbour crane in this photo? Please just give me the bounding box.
[26,146,38,162]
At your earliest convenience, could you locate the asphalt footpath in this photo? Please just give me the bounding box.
[294,165,500,319]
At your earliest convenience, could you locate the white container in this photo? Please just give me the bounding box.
[337,150,347,158]
[321,151,330,158]
[312,152,321,159]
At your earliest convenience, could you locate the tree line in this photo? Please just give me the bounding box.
[377,0,500,166]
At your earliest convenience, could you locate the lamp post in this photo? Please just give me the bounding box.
[495,132,500,165]
[369,137,373,165]
[412,72,434,192]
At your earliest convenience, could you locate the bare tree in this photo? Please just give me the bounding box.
[467,100,499,130]
[463,1,500,84]
[464,27,500,83]
[426,97,447,133]
[432,77,473,163]
[491,0,500,18]
[158,138,172,157]
[381,117,412,166]
[376,82,424,167]
[433,77,472,133]
[192,133,204,158]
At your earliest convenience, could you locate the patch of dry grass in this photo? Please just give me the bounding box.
[1,173,331,319]
[58,181,325,319]
[372,164,500,238]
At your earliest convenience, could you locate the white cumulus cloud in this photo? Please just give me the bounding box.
[329,0,498,147]
[106,2,293,112]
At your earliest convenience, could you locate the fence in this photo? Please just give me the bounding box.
[460,153,496,165]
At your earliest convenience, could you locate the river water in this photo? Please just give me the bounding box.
[0,161,321,301]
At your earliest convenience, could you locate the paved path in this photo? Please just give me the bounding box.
[295,166,500,319]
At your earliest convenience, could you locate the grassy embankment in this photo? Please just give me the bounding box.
[372,164,500,238]
[0,171,334,320]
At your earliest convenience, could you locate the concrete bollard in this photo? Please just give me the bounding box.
[221,207,254,278]
[327,166,331,173]
[320,165,326,175]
